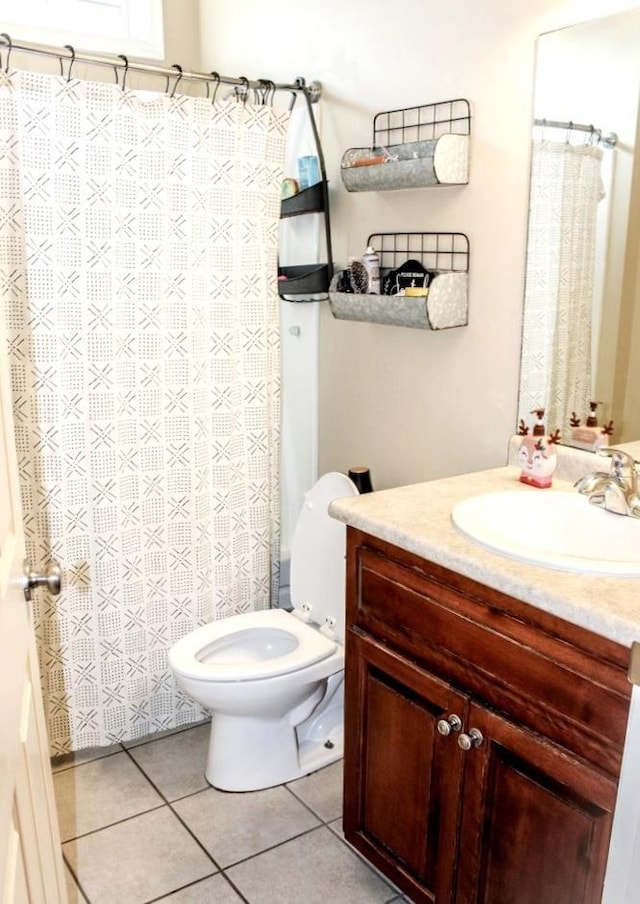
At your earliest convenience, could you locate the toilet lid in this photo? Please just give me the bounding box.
[290,471,359,642]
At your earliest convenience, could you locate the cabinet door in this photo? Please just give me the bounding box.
[344,629,468,904]
[455,702,618,904]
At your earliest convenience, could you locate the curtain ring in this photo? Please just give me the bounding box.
[238,76,249,104]
[59,44,76,81]
[255,79,267,105]
[209,71,220,104]
[167,63,183,98]
[0,33,12,73]
[117,54,129,92]
[256,79,274,106]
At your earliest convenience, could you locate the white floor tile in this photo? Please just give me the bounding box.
[173,784,321,868]
[64,862,88,903]
[127,723,210,800]
[54,751,164,841]
[51,744,123,773]
[286,760,343,821]
[63,807,215,904]
[226,825,396,904]
[154,873,245,903]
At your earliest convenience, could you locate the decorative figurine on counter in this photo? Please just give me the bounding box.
[517,408,561,488]
[569,402,614,452]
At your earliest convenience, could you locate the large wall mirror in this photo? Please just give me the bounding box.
[518,9,640,446]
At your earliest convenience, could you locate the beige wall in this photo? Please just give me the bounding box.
[5,1,201,89]
[161,0,201,74]
[197,0,640,489]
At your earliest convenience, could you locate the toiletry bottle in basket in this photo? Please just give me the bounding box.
[362,246,381,294]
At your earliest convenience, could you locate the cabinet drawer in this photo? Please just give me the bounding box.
[346,530,631,776]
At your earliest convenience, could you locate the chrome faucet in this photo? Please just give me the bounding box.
[574,449,640,517]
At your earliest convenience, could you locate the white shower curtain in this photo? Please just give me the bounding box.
[0,68,289,754]
[518,139,604,433]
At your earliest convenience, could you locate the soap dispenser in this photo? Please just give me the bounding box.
[569,402,615,451]
[517,409,560,488]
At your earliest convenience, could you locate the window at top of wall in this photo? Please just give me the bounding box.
[2,0,165,60]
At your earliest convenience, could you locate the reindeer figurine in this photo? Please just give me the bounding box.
[518,409,560,488]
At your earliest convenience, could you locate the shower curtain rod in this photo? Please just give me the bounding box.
[0,34,321,103]
[534,117,618,149]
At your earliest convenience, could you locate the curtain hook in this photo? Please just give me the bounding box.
[0,33,12,73]
[169,63,183,98]
[117,54,129,92]
[210,71,220,104]
[289,76,304,113]
[59,44,76,82]
[238,76,249,104]
[256,79,274,107]
[566,121,573,144]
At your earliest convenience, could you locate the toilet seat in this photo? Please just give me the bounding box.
[168,609,337,682]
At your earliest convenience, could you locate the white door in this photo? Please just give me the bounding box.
[0,318,67,899]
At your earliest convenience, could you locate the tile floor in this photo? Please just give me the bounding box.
[53,722,409,904]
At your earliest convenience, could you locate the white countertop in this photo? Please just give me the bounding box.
[329,463,640,648]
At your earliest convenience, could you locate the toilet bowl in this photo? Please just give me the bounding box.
[168,471,358,792]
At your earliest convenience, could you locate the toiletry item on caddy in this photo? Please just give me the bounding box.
[361,246,381,293]
[297,156,321,190]
[335,252,436,296]
[517,408,561,488]
[341,246,381,294]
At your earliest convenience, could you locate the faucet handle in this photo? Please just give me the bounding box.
[598,448,638,480]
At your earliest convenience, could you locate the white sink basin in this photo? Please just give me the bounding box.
[452,490,640,576]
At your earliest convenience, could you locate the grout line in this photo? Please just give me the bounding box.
[61,850,90,903]
[282,780,336,825]
[325,819,404,899]
[215,872,252,904]
[51,744,126,775]
[121,745,224,873]
[221,822,328,871]
[58,729,384,903]
[141,868,220,904]
[121,718,210,752]
[60,802,168,844]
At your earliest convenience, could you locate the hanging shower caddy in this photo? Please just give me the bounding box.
[278,83,334,299]
[340,99,471,192]
[329,232,469,330]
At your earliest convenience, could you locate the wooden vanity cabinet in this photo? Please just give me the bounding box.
[343,528,631,904]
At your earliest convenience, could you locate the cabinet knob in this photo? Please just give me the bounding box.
[458,728,484,751]
[437,714,462,736]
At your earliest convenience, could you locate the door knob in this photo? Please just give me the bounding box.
[22,559,62,602]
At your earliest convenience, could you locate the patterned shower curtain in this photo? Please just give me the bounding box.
[518,139,604,433]
[0,69,289,754]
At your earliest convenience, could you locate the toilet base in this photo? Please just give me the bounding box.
[205,673,344,792]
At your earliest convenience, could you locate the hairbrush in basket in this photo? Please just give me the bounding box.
[349,259,369,293]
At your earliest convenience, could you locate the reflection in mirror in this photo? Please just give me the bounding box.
[518,10,640,447]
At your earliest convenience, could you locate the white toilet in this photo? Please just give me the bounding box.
[168,472,359,792]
